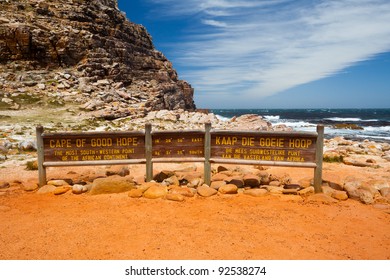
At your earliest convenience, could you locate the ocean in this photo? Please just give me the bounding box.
[210,108,390,143]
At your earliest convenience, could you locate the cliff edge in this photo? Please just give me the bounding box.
[0,0,196,120]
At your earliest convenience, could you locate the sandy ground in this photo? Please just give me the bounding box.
[1,162,390,260]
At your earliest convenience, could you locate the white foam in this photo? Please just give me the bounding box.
[215,114,231,122]
[264,115,280,121]
[325,117,362,122]
[363,126,390,132]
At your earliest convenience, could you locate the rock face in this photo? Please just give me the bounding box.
[0,0,195,116]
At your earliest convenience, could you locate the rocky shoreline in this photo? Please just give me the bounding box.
[1,110,390,207]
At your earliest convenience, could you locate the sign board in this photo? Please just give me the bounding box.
[211,131,317,164]
[152,131,204,158]
[36,124,324,193]
[42,132,145,162]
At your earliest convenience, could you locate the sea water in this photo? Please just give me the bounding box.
[211,108,390,143]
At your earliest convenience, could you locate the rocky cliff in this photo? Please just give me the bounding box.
[0,0,196,119]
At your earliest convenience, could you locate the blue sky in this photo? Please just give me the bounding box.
[118,0,390,109]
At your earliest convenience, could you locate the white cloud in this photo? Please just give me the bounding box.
[148,0,390,103]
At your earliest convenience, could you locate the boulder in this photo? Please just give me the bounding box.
[90,176,135,195]
[106,166,130,177]
[21,181,39,192]
[153,170,175,182]
[267,186,284,194]
[128,189,144,198]
[380,188,390,197]
[137,182,159,193]
[166,193,185,202]
[243,174,261,187]
[0,181,10,189]
[226,176,244,188]
[218,184,238,194]
[343,180,362,200]
[143,186,167,199]
[210,181,226,190]
[298,177,312,188]
[47,180,70,187]
[366,180,390,191]
[331,190,349,201]
[211,173,229,182]
[217,165,229,173]
[163,175,180,186]
[298,187,315,197]
[244,188,268,197]
[358,189,374,205]
[197,185,218,197]
[282,189,298,195]
[37,185,56,194]
[169,186,195,197]
[72,184,87,195]
[54,186,71,195]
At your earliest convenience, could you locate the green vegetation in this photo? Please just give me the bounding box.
[25,160,39,171]
[323,155,344,163]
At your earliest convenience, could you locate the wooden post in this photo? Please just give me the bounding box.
[36,126,47,187]
[314,125,324,193]
[145,123,153,182]
[204,123,211,186]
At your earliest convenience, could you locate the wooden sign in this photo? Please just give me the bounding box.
[36,124,324,193]
[41,132,145,162]
[151,131,204,158]
[211,131,317,164]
